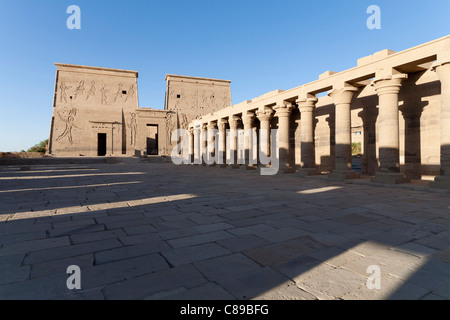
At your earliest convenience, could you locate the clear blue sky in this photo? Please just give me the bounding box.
[1,0,449,151]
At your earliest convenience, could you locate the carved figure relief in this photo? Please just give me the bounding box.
[125,84,136,102]
[222,95,229,108]
[192,90,199,110]
[86,81,96,100]
[201,90,208,109]
[59,82,72,103]
[114,83,124,102]
[73,80,85,100]
[127,113,137,146]
[209,90,217,109]
[166,113,176,144]
[56,108,79,144]
[100,85,109,105]
[180,113,190,130]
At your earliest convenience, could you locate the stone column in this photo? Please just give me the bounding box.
[256,110,273,164]
[189,128,194,164]
[430,59,450,188]
[207,121,217,166]
[241,111,257,170]
[228,115,241,169]
[201,123,208,166]
[274,102,295,174]
[193,127,201,165]
[218,119,228,167]
[328,84,360,180]
[371,70,409,184]
[296,97,318,176]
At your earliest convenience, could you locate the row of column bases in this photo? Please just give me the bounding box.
[186,63,450,188]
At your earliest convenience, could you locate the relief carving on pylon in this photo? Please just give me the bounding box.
[127,112,137,146]
[59,82,72,103]
[56,108,79,145]
[100,84,109,105]
[86,81,96,100]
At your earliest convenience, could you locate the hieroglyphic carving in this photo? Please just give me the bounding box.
[73,80,85,100]
[114,83,124,102]
[59,82,72,103]
[191,90,199,110]
[56,108,79,144]
[166,113,176,144]
[222,94,230,108]
[86,81,96,100]
[100,85,109,105]
[180,113,189,130]
[127,113,137,146]
[125,84,136,102]
[201,90,208,110]
[209,91,217,109]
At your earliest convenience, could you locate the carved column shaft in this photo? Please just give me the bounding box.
[193,127,202,165]
[228,116,241,168]
[218,120,227,167]
[328,85,359,179]
[256,110,273,159]
[274,103,294,173]
[242,112,256,169]
[201,124,208,166]
[189,128,195,164]
[370,72,409,184]
[297,98,318,175]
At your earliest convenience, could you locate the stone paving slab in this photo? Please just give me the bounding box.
[0,161,450,300]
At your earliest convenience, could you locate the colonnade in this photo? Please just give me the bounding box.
[185,37,450,187]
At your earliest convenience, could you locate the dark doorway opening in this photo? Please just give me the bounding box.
[98,133,107,156]
[146,125,159,155]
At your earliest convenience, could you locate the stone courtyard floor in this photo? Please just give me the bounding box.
[0,159,450,300]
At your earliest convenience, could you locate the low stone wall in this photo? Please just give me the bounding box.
[0,157,120,166]
[0,152,45,159]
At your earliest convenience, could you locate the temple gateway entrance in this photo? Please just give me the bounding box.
[97,133,107,156]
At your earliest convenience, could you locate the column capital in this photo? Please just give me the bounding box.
[328,84,358,105]
[372,73,408,95]
[431,60,450,71]
[256,109,274,122]
[218,119,227,131]
[274,102,294,118]
[242,111,256,127]
[208,121,217,129]
[296,97,318,113]
[229,115,241,130]
[201,123,208,130]
[431,61,450,84]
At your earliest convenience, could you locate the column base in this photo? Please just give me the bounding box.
[328,169,360,180]
[296,167,318,176]
[371,172,409,184]
[429,175,450,189]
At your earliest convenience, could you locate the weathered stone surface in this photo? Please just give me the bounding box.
[1,158,450,300]
[161,243,230,266]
